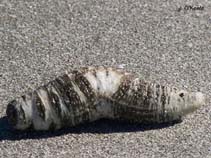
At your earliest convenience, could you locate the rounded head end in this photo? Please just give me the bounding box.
[6,100,18,127]
[6,98,32,130]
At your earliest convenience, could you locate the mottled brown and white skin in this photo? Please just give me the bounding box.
[6,66,205,131]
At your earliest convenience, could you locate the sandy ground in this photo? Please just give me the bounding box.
[0,0,211,157]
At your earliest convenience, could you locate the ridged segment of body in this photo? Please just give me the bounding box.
[6,66,205,131]
[111,78,204,123]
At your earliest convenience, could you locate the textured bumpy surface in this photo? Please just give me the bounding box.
[1,0,211,157]
[6,67,205,131]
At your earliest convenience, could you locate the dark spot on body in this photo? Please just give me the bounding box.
[49,122,57,130]
[6,100,18,126]
[34,91,46,120]
[167,96,170,104]
[179,93,184,97]
[92,69,97,78]
[106,69,109,77]
[19,105,26,123]
[47,87,62,119]
[74,73,96,99]
[156,84,160,102]
[22,95,26,101]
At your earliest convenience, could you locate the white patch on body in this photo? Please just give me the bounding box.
[84,68,123,97]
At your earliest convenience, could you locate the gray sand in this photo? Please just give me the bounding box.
[0,0,211,157]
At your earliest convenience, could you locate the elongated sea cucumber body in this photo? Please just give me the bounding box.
[6,66,205,131]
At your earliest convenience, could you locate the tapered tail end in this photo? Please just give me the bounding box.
[165,91,206,122]
[194,92,206,109]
